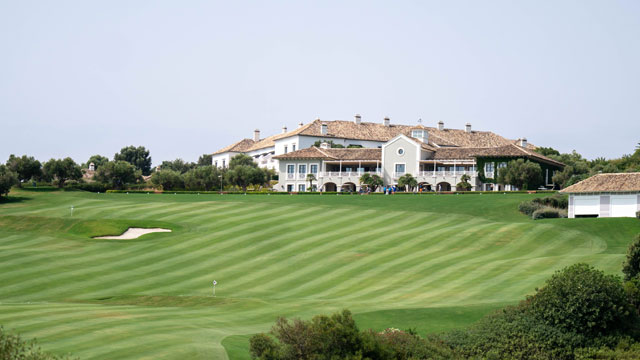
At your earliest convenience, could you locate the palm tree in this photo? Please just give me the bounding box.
[359,173,372,192]
[398,174,417,192]
[306,173,317,192]
[457,174,472,191]
[369,174,383,192]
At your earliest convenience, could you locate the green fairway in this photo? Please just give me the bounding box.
[0,190,638,359]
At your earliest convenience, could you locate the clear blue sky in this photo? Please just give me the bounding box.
[1,1,639,165]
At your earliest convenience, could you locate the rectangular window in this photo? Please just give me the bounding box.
[292,144,296,151]
[287,164,295,174]
[284,146,288,154]
[498,162,507,169]
[485,162,494,172]
[298,184,305,192]
[287,184,294,192]
[299,164,306,174]
[395,164,405,174]
[214,161,218,167]
[222,159,226,168]
[310,164,318,174]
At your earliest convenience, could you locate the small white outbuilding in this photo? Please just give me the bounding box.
[561,173,640,218]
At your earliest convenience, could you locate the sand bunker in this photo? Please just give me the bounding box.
[94,228,172,240]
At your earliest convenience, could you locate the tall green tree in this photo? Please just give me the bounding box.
[94,161,141,190]
[226,154,266,192]
[183,166,222,191]
[197,154,213,167]
[497,159,543,190]
[229,154,256,168]
[114,146,152,175]
[159,158,194,174]
[6,154,42,186]
[84,154,109,171]
[151,169,184,190]
[398,173,417,192]
[623,235,640,281]
[226,165,265,192]
[0,165,18,197]
[42,158,82,188]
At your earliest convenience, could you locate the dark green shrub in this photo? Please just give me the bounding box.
[528,263,636,339]
[0,326,75,359]
[249,333,279,359]
[371,328,458,360]
[519,201,543,216]
[64,182,110,193]
[532,207,567,220]
[440,305,582,360]
[249,310,457,360]
[623,235,640,281]
[574,339,640,359]
[532,194,569,209]
[636,211,640,219]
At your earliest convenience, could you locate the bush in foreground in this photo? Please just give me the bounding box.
[440,263,639,359]
[0,326,74,359]
[532,207,567,220]
[249,310,457,360]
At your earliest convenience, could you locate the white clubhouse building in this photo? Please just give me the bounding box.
[561,173,640,218]
[212,115,564,192]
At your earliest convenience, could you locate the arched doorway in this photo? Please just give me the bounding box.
[323,182,337,192]
[341,182,356,192]
[418,182,432,192]
[436,182,451,192]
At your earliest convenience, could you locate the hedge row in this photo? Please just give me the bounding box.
[104,189,558,195]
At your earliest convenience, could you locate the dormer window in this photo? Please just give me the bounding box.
[411,130,425,138]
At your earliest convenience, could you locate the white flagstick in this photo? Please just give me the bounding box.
[212,280,217,297]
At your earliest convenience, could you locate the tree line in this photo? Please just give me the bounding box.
[0,147,275,197]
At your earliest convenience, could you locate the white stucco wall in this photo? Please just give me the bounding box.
[211,153,234,168]
[569,193,640,218]
[382,136,419,186]
[275,159,322,192]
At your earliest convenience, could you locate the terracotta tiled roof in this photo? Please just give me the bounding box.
[273,147,381,161]
[560,173,640,193]
[212,138,255,155]
[213,119,538,154]
[294,120,529,148]
[431,144,564,167]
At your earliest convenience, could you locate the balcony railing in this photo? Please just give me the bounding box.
[417,171,478,178]
[320,171,381,178]
[286,173,295,179]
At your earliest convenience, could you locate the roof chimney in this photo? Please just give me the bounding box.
[321,123,328,135]
[354,114,361,125]
[253,129,260,142]
[465,123,472,133]
[384,117,390,127]
[282,125,288,134]
[519,138,527,148]
[298,122,304,128]
[320,142,330,149]
[438,121,444,131]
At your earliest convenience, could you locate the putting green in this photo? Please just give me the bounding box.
[0,190,638,359]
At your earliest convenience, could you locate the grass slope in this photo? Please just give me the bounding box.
[0,190,638,359]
